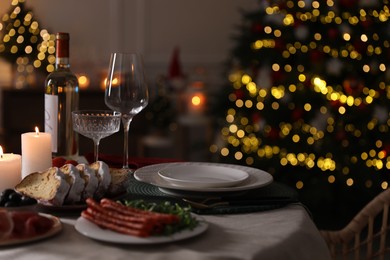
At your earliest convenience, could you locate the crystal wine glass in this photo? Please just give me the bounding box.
[104,53,149,169]
[72,110,121,162]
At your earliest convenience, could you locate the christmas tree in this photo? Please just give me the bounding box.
[0,0,55,86]
[213,0,390,227]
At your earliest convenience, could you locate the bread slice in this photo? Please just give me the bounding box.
[108,168,131,196]
[89,161,111,199]
[60,164,85,204]
[15,167,70,206]
[76,163,99,200]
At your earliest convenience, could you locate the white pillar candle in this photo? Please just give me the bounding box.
[0,146,22,192]
[21,127,52,179]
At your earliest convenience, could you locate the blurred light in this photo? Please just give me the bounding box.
[78,74,90,89]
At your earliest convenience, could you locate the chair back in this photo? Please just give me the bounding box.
[321,188,390,259]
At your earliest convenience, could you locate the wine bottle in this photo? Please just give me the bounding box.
[44,32,79,156]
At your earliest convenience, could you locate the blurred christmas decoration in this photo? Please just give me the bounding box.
[145,75,178,132]
[144,47,188,132]
[213,0,390,224]
[168,46,184,79]
[0,0,55,87]
[168,46,187,91]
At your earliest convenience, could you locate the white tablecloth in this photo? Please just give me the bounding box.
[0,204,331,260]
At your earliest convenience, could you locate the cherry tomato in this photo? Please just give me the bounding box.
[52,157,66,167]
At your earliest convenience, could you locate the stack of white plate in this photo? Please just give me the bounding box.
[134,162,273,196]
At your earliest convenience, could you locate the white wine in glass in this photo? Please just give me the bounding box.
[104,53,149,169]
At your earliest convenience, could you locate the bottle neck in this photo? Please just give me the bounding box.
[56,57,70,69]
[55,33,70,70]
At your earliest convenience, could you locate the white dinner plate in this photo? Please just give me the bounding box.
[75,214,208,244]
[134,162,273,193]
[0,213,62,246]
[158,165,249,188]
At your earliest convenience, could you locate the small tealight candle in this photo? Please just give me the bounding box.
[188,92,206,114]
[0,146,22,192]
[21,127,52,178]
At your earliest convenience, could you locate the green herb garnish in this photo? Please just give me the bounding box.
[121,199,199,236]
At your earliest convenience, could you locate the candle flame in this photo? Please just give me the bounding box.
[191,95,202,106]
[0,146,3,158]
[35,126,40,136]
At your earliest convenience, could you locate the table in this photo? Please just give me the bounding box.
[0,204,331,260]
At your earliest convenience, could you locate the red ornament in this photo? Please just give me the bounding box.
[271,70,285,84]
[328,28,339,40]
[343,77,364,96]
[252,23,263,33]
[330,100,342,108]
[353,40,367,53]
[357,102,367,110]
[268,127,280,140]
[310,50,324,62]
[252,113,262,124]
[275,1,287,9]
[339,0,358,8]
[303,77,312,88]
[274,39,285,51]
[292,108,304,121]
[361,18,373,29]
[383,144,390,154]
[234,89,245,100]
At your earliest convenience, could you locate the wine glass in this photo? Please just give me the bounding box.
[104,53,149,169]
[72,110,121,163]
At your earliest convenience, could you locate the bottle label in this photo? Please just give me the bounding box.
[44,94,58,153]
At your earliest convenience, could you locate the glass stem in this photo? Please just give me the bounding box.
[94,139,100,162]
[122,114,133,169]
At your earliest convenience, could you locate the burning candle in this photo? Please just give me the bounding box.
[21,127,52,178]
[188,92,206,114]
[186,80,206,115]
[0,146,22,192]
[77,74,90,89]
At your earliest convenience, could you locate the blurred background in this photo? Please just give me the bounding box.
[0,0,389,230]
[0,0,256,160]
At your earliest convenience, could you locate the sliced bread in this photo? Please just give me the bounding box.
[108,168,131,196]
[15,167,70,206]
[89,161,111,199]
[76,163,99,200]
[60,164,85,204]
